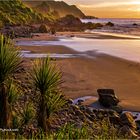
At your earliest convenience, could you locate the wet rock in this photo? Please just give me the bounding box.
[110,105,123,114]
[107,110,117,116]
[120,112,137,130]
[106,22,114,27]
[109,113,121,125]
[133,23,138,26]
[90,114,96,121]
[78,114,86,121]
[96,112,104,120]
[75,110,84,117]
[133,115,137,120]
[136,120,140,132]
[85,113,95,121]
[71,105,80,111]
[98,109,108,115]
[67,99,74,104]
[77,99,84,105]
[93,109,98,114]
[119,125,138,139]
[39,24,49,33]
[80,105,86,111]
[97,89,119,107]
[85,108,93,115]
[57,15,82,27]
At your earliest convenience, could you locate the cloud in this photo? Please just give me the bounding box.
[55,0,140,18]
[79,1,140,8]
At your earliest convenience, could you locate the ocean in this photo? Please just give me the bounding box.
[81,18,140,26]
[17,34,140,63]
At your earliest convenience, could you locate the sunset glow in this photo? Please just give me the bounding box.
[57,0,140,18]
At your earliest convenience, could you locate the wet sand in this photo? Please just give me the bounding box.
[57,31,140,39]
[16,33,140,112]
[18,45,79,54]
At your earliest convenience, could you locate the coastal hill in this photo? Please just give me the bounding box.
[0,0,54,27]
[23,0,85,18]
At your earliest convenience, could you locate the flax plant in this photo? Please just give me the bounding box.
[30,57,66,132]
[0,34,22,128]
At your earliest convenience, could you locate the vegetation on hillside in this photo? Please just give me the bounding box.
[0,0,54,28]
[24,0,85,19]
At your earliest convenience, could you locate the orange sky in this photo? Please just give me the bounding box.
[57,0,140,18]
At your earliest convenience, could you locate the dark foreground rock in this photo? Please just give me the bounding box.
[52,102,139,139]
[14,67,139,139]
[119,125,138,139]
[97,89,120,107]
[120,112,137,130]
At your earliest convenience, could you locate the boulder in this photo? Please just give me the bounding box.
[97,89,119,107]
[133,23,138,26]
[119,125,138,139]
[39,24,49,33]
[106,22,114,27]
[57,15,82,27]
[120,112,137,130]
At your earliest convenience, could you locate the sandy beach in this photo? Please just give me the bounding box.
[16,33,140,112]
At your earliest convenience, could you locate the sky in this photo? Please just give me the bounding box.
[56,0,140,18]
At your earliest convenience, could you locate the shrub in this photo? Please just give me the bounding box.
[20,103,35,126]
[53,123,89,139]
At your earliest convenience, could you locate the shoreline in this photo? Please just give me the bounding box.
[15,32,140,112]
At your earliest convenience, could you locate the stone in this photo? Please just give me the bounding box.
[109,113,121,125]
[119,125,138,139]
[90,114,96,121]
[72,105,80,111]
[93,109,98,114]
[85,113,94,121]
[107,110,118,116]
[110,105,123,114]
[78,114,86,121]
[97,89,120,107]
[75,110,84,117]
[96,112,104,120]
[39,24,49,33]
[106,22,114,27]
[85,108,93,115]
[57,15,82,27]
[77,99,84,105]
[80,105,86,111]
[120,112,137,130]
[136,120,140,130]
[67,99,74,104]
